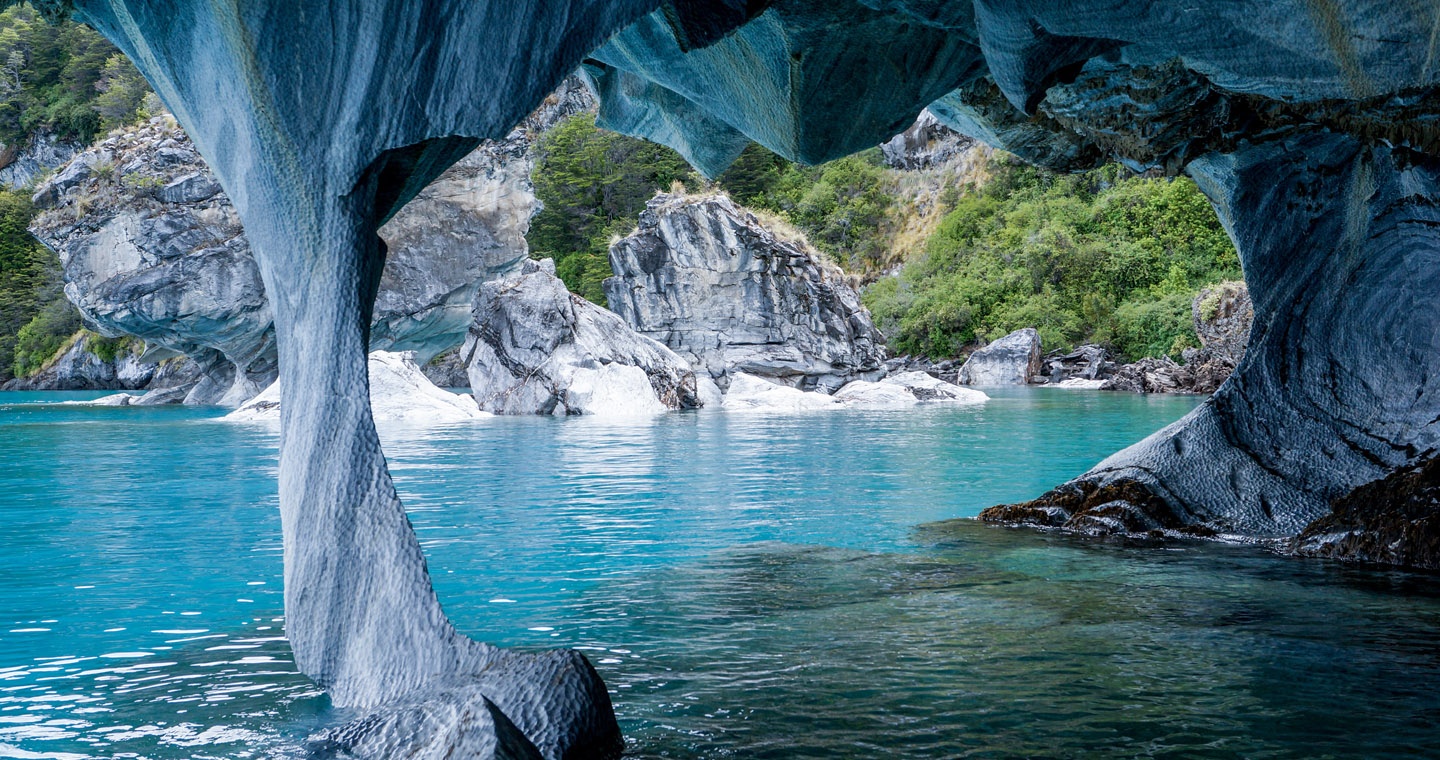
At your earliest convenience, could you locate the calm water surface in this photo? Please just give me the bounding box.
[1,389,1438,758]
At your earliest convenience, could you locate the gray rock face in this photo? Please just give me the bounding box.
[465,259,700,416]
[605,193,886,392]
[0,132,81,190]
[958,328,1042,386]
[29,80,593,405]
[0,333,155,391]
[880,109,974,171]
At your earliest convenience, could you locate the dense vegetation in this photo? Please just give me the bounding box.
[0,5,151,146]
[529,115,1239,362]
[863,157,1240,360]
[0,7,155,380]
[0,187,73,380]
[528,113,698,303]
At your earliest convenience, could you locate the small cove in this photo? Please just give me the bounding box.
[2,388,1438,758]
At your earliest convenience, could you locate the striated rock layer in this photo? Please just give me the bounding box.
[28,0,1440,753]
[28,79,593,405]
[605,193,886,392]
[464,259,701,416]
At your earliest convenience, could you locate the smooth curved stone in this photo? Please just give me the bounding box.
[958,328,1042,387]
[984,133,1440,538]
[588,0,985,168]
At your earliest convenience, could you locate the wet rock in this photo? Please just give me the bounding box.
[1044,345,1113,384]
[980,478,1217,539]
[465,259,699,416]
[958,328,1042,386]
[605,193,886,392]
[1288,457,1440,571]
[835,371,987,408]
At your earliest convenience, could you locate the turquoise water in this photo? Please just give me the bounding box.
[2,389,1439,758]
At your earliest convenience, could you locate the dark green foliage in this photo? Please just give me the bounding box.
[11,292,78,376]
[528,113,697,303]
[863,155,1240,360]
[718,145,894,270]
[86,332,134,363]
[0,187,72,380]
[0,5,150,147]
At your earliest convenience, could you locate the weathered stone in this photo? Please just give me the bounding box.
[0,333,154,391]
[880,109,975,170]
[1288,456,1440,571]
[465,259,699,416]
[29,79,593,405]
[227,351,489,425]
[605,193,886,392]
[957,328,1042,386]
[0,132,81,190]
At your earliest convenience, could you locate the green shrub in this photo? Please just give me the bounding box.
[862,153,1239,359]
[12,297,80,377]
[86,332,136,363]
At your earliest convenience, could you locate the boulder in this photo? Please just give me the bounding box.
[226,351,488,425]
[957,328,1042,386]
[835,372,988,408]
[721,372,840,413]
[1043,345,1113,384]
[605,193,886,392]
[465,259,699,416]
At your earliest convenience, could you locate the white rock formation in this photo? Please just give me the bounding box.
[225,351,489,425]
[464,259,698,416]
[721,372,840,412]
[835,371,989,408]
[958,328,1043,386]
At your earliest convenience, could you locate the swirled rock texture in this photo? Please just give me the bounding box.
[29,80,592,405]
[605,193,886,392]
[24,0,1440,752]
[465,258,701,416]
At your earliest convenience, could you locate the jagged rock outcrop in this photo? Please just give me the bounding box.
[1040,345,1113,387]
[957,328,1042,386]
[0,132,81,189]
[465,259,702,416]
[880,109,974,170]
[605,193,886,392]
[1,333,151,391]
[28,79,593,405]
[1102,282,1252,395]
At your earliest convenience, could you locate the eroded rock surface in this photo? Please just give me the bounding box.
[1102,282,1252,395]
[29,80,593,405]
[605,193,886,392]
[0,132,81,190]
[465,259,701,416]
[958,328,1042,386]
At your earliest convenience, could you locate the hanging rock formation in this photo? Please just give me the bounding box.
[464,258,702,416]
[605,193,886,392]
[24,0,1440,754]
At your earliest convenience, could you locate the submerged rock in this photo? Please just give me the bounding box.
[226,351,488,425]
[465,259,699,417]
[958,328,1042,387]
[721,372,839,413]
[605,193,886,392]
